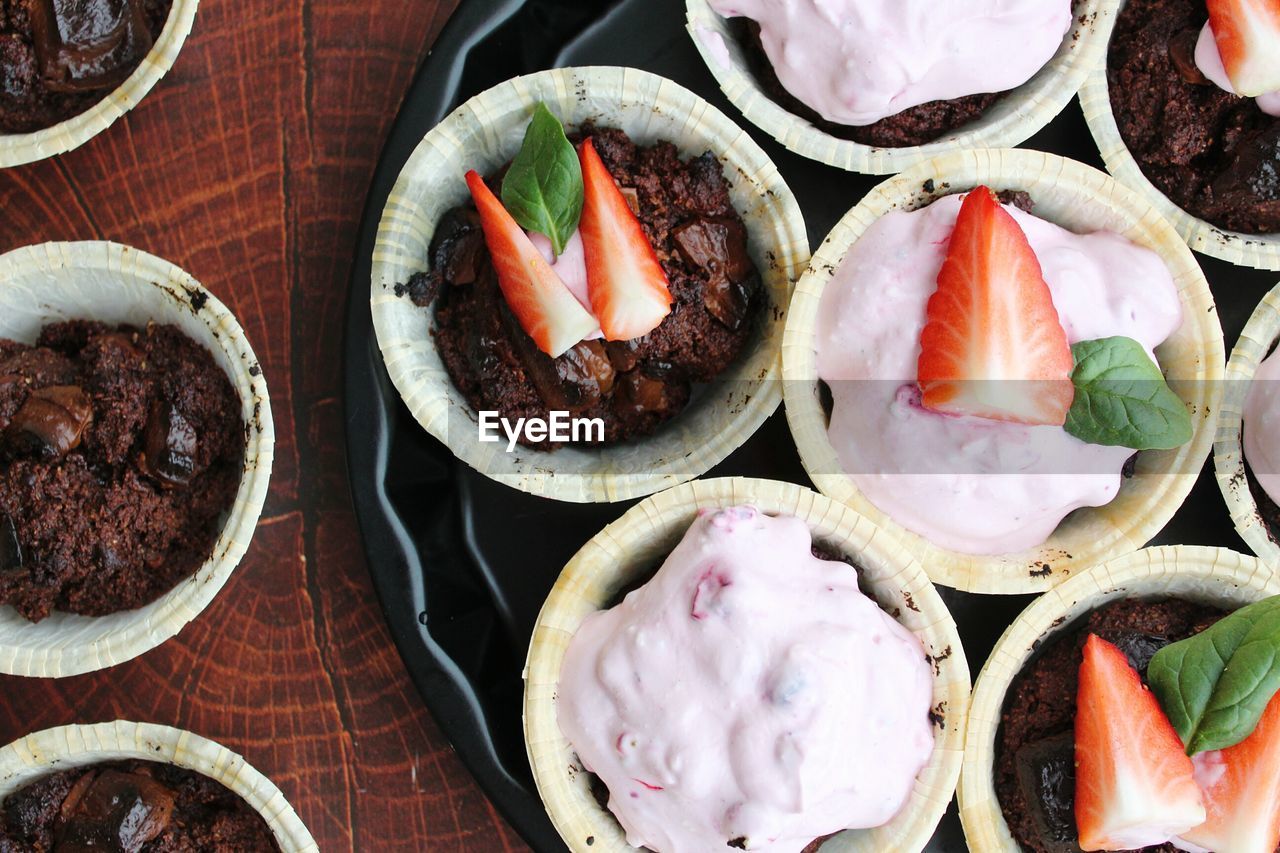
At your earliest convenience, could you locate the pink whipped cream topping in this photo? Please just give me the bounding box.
[556,506,934,853]
[1193,23,1280,116]
[1243,349,1280,506]
[529,229,602,340]
[815,193,1182,555]
[706,0,1072,126]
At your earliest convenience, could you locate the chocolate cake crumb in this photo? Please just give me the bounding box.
[995,598,1225,853]
[1108,0,1280,234]
[0,321,243,622]
[0,759,281,850]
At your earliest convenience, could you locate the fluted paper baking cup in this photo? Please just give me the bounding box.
[685,0,1117,174]
[1080,41,1280,270]
[0,241,273,677]
[1215,282,1280,566]
[0,721,316,851]
[371,66,807,503]
[782,148,1223,595]
[0,0,199,169]
[958,545,1279,852]
[523,476,970,853]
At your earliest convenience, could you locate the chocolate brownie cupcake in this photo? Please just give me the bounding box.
[0,0,173,134]
[0,320,243,623]
[1105,0,1280,235]
[0,759,281,850]
[404,124,761,448]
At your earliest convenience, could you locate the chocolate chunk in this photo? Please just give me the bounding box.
[6,385,93,459]
[604,340,640,373]
[1168,29,1209,85]
[0,514,21,577]
[54,769,175,853]
[615,372,681,418]
[28,0,155,94]
[557,341,616,407]
[139,401,198,488]
[1098,629,1170,675]
[1013,732,1078,853]
[432,207,485,289]
[672,217,754,284]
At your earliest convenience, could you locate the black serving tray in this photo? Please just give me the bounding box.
[342,1,1278,849]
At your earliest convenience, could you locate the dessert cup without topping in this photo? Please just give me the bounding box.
[1215,281,1280,567]
[1079,7,1280,271]
[371,66,808,503]
[958,545,1280,852]
[685,0,1118,174]
[0,721,316,851]
[523,476,970,853]
[782,148,1223,595]
[0,0,200,169]
[0,241,273,677]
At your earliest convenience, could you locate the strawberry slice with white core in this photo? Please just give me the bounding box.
[577,138,673,341]
[464,170,598,358]
[1176,689,1280,853]
[1075,634,1206,851]
[1206,0,1280,97]
[916,186,1074,426]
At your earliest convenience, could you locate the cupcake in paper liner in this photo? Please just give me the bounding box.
[1079,0,1280,270]
[782,148,1222,595]
[523,476,970,853]
[0,720,316,850]
[1215,281,1280,566]
[0,0,199,169]
[370,66,807,503]
[959,545,1280,852]
[685,0,1117,174]
[0,241,273,677]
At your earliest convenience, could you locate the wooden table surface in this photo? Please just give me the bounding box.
[0,1,530,849]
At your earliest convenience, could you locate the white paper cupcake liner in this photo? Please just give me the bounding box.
[958,545,1280,852]
[685,0,1118,174]
[782,148,1224,595]
[371,66,808,503]
[1079,9,1280,271]
[0,0,199,169]
[0,241,273,677]
[523,476,970,853]
[0,721,316,851]
[1215,282,1280,566]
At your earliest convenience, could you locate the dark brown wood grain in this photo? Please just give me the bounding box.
[0,2,530,849]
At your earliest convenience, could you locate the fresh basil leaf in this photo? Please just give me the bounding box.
[500,103,582,257]
[1062,336,1191,450]
[1148,594,1280,754]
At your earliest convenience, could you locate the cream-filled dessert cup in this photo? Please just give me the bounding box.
[0,241,273,677]
[687,0,1118,174]
[958,545,1280,852]
[524,476,970,853]
[783,148,1222,595]
[0,721,316,851]
[371,66,807,504]
[1215,281,1280,567]
[0,0,200,169]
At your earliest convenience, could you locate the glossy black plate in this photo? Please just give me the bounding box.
[342,1,1277,849]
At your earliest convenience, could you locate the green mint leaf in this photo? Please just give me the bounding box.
[500,103,582,257]
[1062,336,1191,450]
[1148,594,1280,754]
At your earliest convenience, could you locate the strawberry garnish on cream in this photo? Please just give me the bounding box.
[916,186,1074,426]
[465,170,598,358]
[1206,0,1280,98]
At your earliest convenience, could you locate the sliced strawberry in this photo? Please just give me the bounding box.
[1207,0,1280,97]
[465,170,597,358]
[577,138,672,341]
[1075,634,1206,851]
[1177,689,1280,853]
[917,186,1074,426]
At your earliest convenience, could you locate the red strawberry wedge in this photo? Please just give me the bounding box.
[1075,634,1206,851]
[1177,689,1280,853]
[464,170,598,358]
[578,138,673,341]
[917,186,1074,425]
[1206,0,1280,98]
